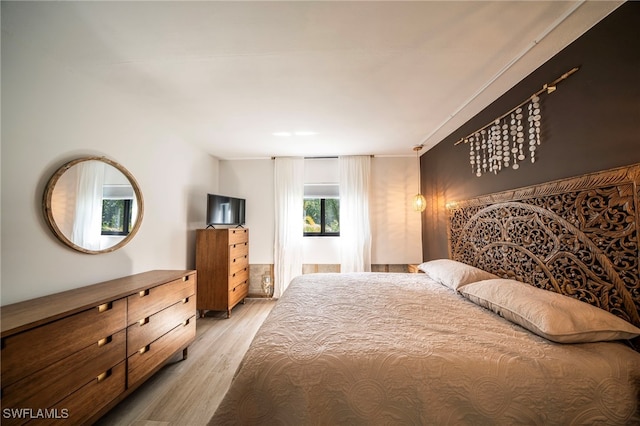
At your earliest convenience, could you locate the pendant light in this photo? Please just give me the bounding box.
[412,144,426,212]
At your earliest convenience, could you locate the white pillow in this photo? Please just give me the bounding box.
[460,278,640,343]
[417,259,498,291]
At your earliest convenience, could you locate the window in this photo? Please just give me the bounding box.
[303,184,339,236]
[102,199,133,235]
[101,184,135,236]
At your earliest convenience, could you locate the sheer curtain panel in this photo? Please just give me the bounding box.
[339,156,372,272]
[71,161,105,250]
[273,157,304,298]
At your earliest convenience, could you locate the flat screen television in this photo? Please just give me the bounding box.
[206,194,246,228]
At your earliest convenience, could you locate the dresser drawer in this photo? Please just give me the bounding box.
[228,228,248,245]
[229,280,248,308]
[128,275,196,325]
[35,361,127,426]
[2,329,125,414]
[229,255,248,276]
[127,296,196,357]
[1,298,126,387]
[229,265,249,288]
[229,241,248,260]
[128,316,196,386]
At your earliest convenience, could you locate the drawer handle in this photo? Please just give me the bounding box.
[139,317,150,326]
[97,302,112,313]
[97,335,113,347]
[183,275,189,282]
[182,297,189,304]
[139,289,149,297]
[97,369,112,383]
[183,318,191,327]
[139,344,150,355]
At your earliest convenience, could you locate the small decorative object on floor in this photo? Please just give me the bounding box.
[262,275,273,297]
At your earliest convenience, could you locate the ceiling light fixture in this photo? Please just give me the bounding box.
[412,144,426,212]
[272,131,318,137]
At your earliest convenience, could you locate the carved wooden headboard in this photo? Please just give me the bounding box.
[448,163,640,327]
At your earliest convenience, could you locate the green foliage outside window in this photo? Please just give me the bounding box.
[304,198,339,236]
[102,199,132,235]
[324,199,339,232]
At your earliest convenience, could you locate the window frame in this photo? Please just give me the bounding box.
[303,197,340,237]
[101,198,133,236]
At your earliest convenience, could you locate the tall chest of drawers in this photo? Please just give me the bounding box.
[195,228,249,318]
[0,270,196,425]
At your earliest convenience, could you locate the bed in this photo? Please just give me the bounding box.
[209,164,640,425]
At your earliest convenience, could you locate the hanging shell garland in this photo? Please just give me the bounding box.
[469,95,542,177]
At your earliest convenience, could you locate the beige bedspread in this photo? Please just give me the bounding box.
[209,273,640,425]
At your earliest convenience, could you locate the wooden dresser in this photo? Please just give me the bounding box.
[0,270,196,425]
[196,228,249,318]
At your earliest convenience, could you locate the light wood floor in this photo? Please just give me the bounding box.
[95,298,276,426]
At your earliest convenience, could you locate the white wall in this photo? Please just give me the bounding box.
[218,156,422,266]
[218,160,274,264]
[1,21,219,305]
[370,156,423,264]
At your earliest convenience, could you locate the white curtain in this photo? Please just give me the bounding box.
[339,155,371,272]
[71,161,105,250]
[273,157,304,298]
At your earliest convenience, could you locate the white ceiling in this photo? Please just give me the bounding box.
[2,1,622,159]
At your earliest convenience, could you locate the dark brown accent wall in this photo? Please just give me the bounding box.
[421,2,640,261]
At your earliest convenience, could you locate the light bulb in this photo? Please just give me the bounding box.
[413,194,426,212]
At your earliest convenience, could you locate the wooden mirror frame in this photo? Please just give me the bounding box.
[43,156,144,254]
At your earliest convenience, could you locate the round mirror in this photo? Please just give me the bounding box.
[43,156,144,254]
